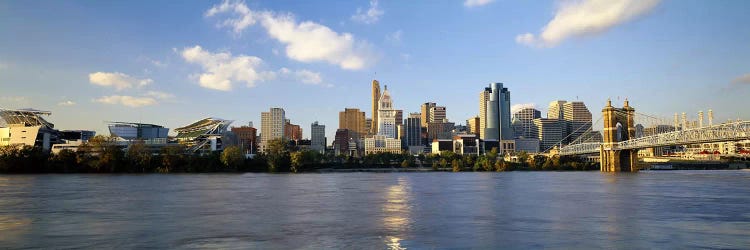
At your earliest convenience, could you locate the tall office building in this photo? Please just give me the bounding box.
[339,108,367,138]
[261,107,285,152]
[284,119,303,141]
[479,88,490,139]
[404,113,422,147]
[310,121,326,153]
[534,118,565,152]
[483,83,512,141]
[429,106,447,123]
[427,121,455,142]
[562,101,592,143]
[377,86,398,139]
[420,102,436,128]
[365,118,372,135]
[395,110,403,127]
[371,80,381,135]
[513,107,541,139]
[467,116,480,136]
[547,100,566,119]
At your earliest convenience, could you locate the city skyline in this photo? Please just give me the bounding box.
[2,0,750,142]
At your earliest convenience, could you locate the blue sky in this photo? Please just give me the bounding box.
[1,0,749,141]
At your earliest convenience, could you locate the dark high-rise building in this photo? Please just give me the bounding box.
[404,113,422,147]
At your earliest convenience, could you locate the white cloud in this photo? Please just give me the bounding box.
[464,0,494,8]
[205,0,258,34]
[145,91,175,100]
[351,0,384,24]
[401,53,411,61]
[516,0,661,48]
[0,96,29,106]
[181,45,275,91]
[515,33,536,46]
[89,72,153,91]
[386,30,402,45]
[150,60,167,68]
[57,100,76,106]
[732,73,750,85]
[511,103,536,114]
[94,95,157,108]
[205,0,376,70]
[279,68,323,85]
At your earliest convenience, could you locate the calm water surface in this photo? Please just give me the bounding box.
[1,171,750,249]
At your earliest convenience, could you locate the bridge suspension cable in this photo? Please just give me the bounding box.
[542,115,603,153]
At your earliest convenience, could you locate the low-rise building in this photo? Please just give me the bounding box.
[365,135,401,154]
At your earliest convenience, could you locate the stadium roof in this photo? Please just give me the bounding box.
[175,117,232,139]
[0,108,55,129]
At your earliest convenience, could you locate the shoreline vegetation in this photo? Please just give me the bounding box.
[0,136,599,174]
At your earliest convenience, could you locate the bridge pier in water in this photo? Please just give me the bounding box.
[600,99,639,172]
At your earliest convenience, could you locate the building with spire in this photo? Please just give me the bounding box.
[365,84,402,155]
[377,85,398,139]
[371,80,380,135]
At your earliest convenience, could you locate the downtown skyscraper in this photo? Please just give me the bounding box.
[482,83,512,141]
[371,80,380,135]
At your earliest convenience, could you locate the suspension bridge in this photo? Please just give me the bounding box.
[558,100,750,172]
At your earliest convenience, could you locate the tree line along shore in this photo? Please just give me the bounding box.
[0,136,599,174]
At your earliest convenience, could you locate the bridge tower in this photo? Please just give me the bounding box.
[600,99,638,172]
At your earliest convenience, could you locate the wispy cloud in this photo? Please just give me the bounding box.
[57,100,76,106]
[732,73,750,85]
[464,0,494,8]
[385,30,403,45]
[205,0,376,70]
[0,96,30,106]
[94,95,157,107]
[145,91,176,100]
[181,45,275,91]
[511,103,536,114]
[351,0,384,24]
[89,72,153,91]
[516,0,661,48]
[278,68,328,86]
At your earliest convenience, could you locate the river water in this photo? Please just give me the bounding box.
[1,171,749,249]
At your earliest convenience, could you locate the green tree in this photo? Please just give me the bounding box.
[86,135,125,172]
[401,159,411,168]
[266,139,291,172]
[516,151,530,168]
[494,158,507,172]
[473,156,485,171]
[221,145,244,171]
[127,140,152,172]
[487,147,499,163]
[452,159,462,172]
[439,158,448,169]
[49,149,78,173]
[290,151,304,173]
[159,144,187,173]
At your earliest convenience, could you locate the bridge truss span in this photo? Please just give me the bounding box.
[617,120,750,150]
[560,142,601,155]
[561,121,750,155]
